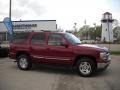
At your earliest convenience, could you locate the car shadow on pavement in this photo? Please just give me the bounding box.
[92,68,112,77]
[31,64,78,76]
[31,64,112,77]
[10,63,112,77]
[0,56,8,58]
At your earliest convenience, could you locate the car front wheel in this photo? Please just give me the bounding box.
[77,57,96,77]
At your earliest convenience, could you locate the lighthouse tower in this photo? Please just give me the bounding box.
[101,12,114,42]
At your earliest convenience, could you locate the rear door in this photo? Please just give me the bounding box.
[30,32,46,63]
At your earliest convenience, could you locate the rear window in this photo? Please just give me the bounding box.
[13,32,29,43]
[31,33,45,45]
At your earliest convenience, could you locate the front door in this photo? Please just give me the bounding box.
[45,33,74,65]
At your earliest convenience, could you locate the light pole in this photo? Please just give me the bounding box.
[107,19,111,51]
[93,23,96,40]
[9,0,12,19]
[74,23,77,36]
[84,20,87,39]
[6,0,12,41]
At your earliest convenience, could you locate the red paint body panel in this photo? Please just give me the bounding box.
[9,31,110,68]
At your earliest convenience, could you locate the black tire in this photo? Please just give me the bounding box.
[77,57,96,77]
[17,54,32,70]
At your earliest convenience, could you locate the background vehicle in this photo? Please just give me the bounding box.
[9,31,111,77]
[0,47,9,57]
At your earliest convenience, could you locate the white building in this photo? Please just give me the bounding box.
[0,20,57,41]
[0,20,57,32]
[101,12,114,42]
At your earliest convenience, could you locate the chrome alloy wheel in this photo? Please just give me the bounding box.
[19,57,28,69]
[79,62,92,75]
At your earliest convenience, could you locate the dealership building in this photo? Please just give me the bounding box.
[0,20,57,41]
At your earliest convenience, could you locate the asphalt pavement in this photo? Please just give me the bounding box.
[0,55,120,90]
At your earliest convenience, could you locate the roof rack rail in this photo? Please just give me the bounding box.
[25,30,60,32]
[41,30,52,32]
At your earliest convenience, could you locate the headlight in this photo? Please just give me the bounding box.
[100,52,107,60]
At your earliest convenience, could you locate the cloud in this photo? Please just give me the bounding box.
[17,0,29,7]
[0,12,7,16]
[0,0,120,30]
[0,0,10,20]
[12,7,28,19]
[107,0,120,12]
[27,0,46,16]
[11,0,46,20]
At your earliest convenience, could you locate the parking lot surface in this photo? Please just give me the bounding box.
[0,55,120,90]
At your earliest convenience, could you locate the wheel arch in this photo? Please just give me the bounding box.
[73,55,97,68]
[16,51,31,60]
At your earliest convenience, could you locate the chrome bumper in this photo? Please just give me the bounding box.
[97,61,110,69]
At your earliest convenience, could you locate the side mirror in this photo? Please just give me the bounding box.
[61,42,69,48]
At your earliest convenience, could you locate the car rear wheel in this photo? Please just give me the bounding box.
[17,54,32,70]
[77,57,96,77]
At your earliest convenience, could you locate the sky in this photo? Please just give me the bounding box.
[0,0,120,30]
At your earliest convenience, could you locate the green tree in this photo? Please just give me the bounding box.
[94,26,102,40]
[78,25,90,40]
[78,25,101,40]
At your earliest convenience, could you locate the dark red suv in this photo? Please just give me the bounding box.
[9,31,111,77]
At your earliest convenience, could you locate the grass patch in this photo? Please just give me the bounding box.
[110,51,120,55]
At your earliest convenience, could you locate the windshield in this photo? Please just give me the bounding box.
[65,33,81,45]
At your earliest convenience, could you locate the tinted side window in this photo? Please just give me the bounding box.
[48,34,65,46]
[31,33,45,44]
[13,33,29,43]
